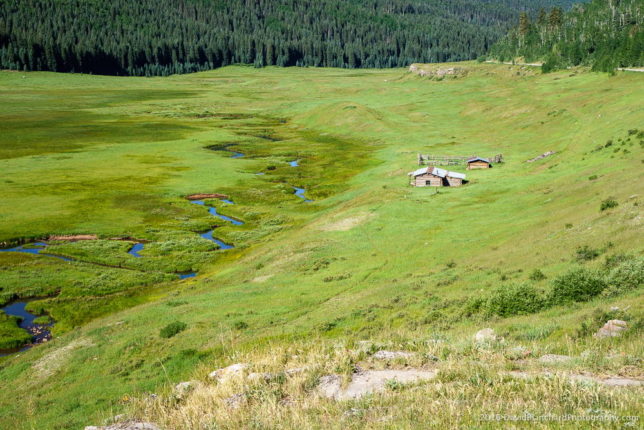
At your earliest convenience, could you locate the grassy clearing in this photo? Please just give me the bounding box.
[0,63,642,428]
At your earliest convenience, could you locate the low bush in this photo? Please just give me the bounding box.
[600,198,618,211]
[604,256,644,294]
[159,321,187,338]
[483,284,546,317]
[550,268,606,304]
[233,321,249,330]
[529,269,547,281]
[575,245,601,262]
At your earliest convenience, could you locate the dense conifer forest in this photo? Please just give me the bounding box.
[0,0,577,76]
[489,0,643,71]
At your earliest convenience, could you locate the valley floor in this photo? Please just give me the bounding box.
[0,63,642,429]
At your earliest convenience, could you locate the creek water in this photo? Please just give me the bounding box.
[189,200,243,250]
[1,148,309,355]
[128,243,145,258]
[293,187,313,202]
[0,301,52,357]
[0,242,72,261]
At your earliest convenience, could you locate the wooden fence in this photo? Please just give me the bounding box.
[418,154,504,166]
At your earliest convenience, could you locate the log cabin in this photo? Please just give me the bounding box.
[467,157,492,170]
[408,166,466,187]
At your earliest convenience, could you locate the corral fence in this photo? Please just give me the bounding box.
[418,154,504,166]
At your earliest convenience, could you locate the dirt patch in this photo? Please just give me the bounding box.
[186,193,229,200]
[32,338,94,380]
[252,274,274,283]
[48,234,98,241]
[320,213,373,232]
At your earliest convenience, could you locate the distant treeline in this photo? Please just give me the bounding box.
[0,0,576,76]
[489,0,643,71]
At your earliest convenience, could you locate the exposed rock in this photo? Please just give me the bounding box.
[526,151,556,163]
[474,328,498,343]
[602,377,643,387]
[224,393,246,409]
[84,422,160,430]
[373,350,415,360]
[318,369,437,400]
[539,354,573,364]
[209,363,249,382]
[285,366,308,376]
[595,320,628,338]
[248,372,275,382]
[317,374,343,399]
[409,64,467,78]
[173,381,195,399]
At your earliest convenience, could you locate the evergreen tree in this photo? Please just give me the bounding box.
[489,0,643,72]
[0,0,577,76]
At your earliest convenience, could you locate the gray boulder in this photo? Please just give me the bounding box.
[595,320,628,338]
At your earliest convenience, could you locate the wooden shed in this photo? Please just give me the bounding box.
[409,166,466,187]
[467,157,492,170]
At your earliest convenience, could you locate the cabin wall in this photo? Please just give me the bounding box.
[467,161,490,170]
[447,177,463,187]
[412,174,442,187]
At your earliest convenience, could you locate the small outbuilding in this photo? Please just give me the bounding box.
[409,166,466,187]
[467,157,492,170]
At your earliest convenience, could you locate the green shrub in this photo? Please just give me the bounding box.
[159,321,187,338]
[575,245,601,262]
[529,269,547,281]
[484,284,546,317]
[588,175,598,180]
[604,256,644,294]
[233,321,249,330]
[550,268,607,304]
[600,198,618,211]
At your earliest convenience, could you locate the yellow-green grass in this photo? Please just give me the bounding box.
[0,63,642,429]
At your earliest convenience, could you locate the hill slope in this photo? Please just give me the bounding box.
[0,0,578,75]
[0,64,642,428]
[489,0,644,71]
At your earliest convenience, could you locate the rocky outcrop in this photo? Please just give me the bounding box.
[373,350,415,360]
[539,354,573,364]
[318,369,437,400]
[85,422,160,430]
[526,151,556,163]
[409,64,467,79]
[208,363,249,382]
[173,381,196,399]
[595,320,628,338]
[474,328,499,344]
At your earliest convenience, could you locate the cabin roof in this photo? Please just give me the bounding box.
[409,166,466,180]
[467,157,491,164]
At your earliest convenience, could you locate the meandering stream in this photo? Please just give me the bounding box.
[1,149,312,355]
[0,301,52,357]
[0,242,72,261]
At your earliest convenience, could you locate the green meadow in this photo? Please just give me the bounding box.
[0,64,642,429]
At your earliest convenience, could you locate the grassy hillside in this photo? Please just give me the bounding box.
[0,64,642,429]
